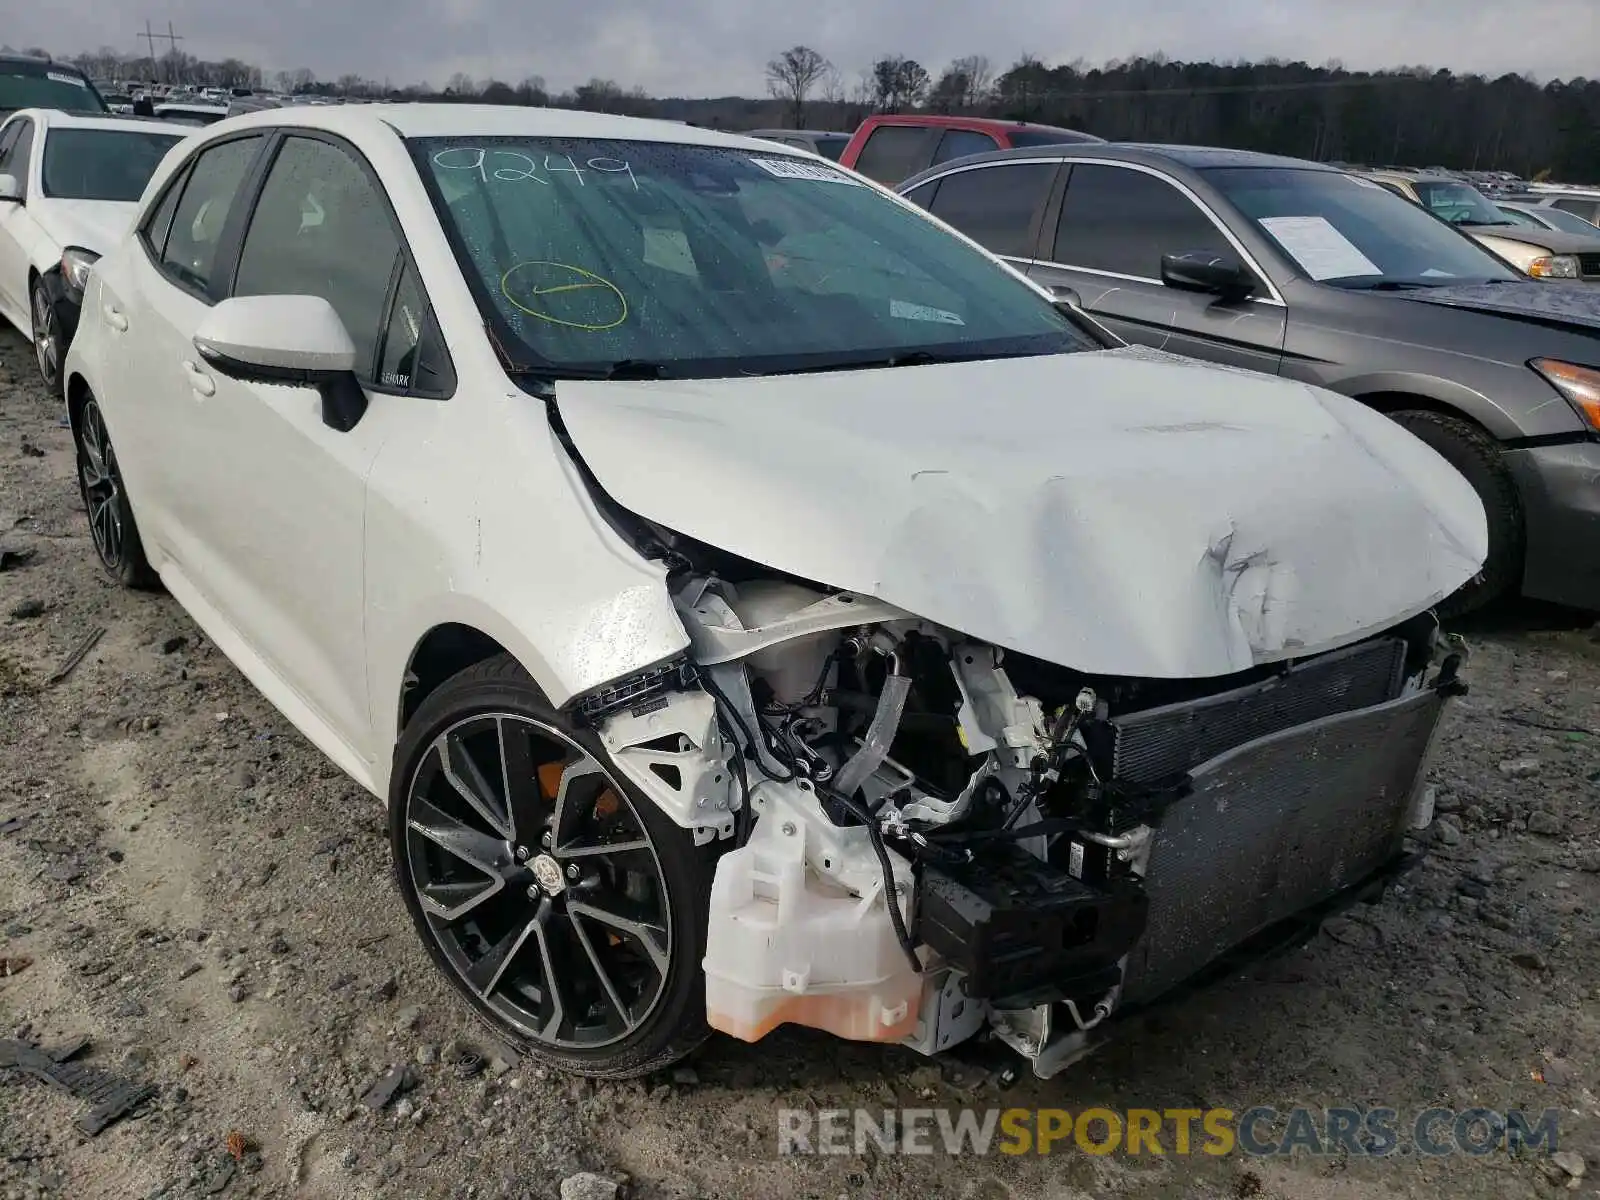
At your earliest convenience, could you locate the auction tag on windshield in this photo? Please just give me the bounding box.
[890,299,964,325]
[47,71,89,87]
[1259,215,1382,281]
[748,156,862,185]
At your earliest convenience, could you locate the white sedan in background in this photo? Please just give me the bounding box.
[63,103,1484,1081]
[0,108,184,389]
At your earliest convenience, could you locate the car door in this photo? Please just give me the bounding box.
[0,117,35,321]
[178,131,422,757]
[1027,161,1286,374]
[900,160,1059,267]
[108,133,267,568]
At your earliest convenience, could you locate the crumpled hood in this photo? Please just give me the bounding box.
[35,198,139,259]
[557,347,1487,679]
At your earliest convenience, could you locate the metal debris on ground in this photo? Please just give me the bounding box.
[47,626,107,685]
[0,1038,158,1135]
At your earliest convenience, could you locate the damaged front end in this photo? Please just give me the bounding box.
[579,567,1466,1078]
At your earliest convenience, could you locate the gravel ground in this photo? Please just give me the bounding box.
[0,325,1598,1200]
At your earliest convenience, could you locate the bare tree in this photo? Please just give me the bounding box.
[952,54,993,107]
[445,71,479,96]
[277,67,315,94]
[765,45,832,129]
[871,56,929,113]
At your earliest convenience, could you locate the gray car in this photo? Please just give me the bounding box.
[898,144,1600,614]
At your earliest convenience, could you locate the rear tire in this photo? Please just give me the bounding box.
[390,653,717,1078]
[73,392,160,590]
[1389,409,1522,617]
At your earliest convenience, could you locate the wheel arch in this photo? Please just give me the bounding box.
[1325,370,1525,441]
[397,622,515,739]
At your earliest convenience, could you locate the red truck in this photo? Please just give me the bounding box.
[838,114,1103,185]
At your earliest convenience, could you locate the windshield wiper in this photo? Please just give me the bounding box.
[508,359,670,382]
[763,347,1032,377]
[1337,280,1438,292]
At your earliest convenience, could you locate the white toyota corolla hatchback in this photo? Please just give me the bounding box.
[64,103,1487,1080]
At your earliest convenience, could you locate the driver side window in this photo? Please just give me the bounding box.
[233,135,402,381]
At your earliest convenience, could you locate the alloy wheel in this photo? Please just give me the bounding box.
[404,713,672,1051]
[76,399,126,571]
[32,285,60,389]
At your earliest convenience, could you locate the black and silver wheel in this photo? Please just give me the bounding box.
[31,278,62,393]
[391,654,716,1077]
[73,392,159,589]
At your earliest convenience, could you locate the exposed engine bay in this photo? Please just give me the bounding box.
[577,548,1466,1077]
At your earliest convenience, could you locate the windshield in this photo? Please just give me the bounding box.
[1410,179,1512,226]
[413,136,1097,378]
[1203,166,1517,289]
[1532,206,1600,235]
[41,128,182,200]
[1008,128,1100,148]
[0,68,107,115]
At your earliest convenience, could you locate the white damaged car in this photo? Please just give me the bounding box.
[63,104,1486,1078]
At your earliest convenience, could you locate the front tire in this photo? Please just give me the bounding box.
[1390,409,1523,617]
[73,392,159,590]
[31,277,63,394]
[390,654,716,1078]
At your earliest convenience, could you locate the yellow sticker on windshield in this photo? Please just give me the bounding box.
[500,261,628,332]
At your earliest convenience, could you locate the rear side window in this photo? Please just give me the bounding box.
[902,180,938,210]
[142,167,188,256]
[853,125,933,184]
[233,135,401,380]
[159,136,263,295]
[927,163,1056,258]
[931,129,999,166]
[1052,163,1233,279]
[1552,198,1600,223]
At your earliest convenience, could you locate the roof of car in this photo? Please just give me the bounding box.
[747,128,849,139]
[897,141,1336,190]
[206,102,797,154]
[5,107,188,136]
[858,113,1092,136]
[0,53,79,72]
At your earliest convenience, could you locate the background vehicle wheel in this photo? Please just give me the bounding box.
[1390,409,1524,618]
[73,392,160,590]
[31,278,63,393]
[390,654,717,1078]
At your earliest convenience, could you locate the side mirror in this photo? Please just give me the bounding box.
[192,294,368,431]
[0,174,21,203]
[1160,252,1256,300]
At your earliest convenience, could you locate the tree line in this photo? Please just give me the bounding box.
[10,40,1598,181]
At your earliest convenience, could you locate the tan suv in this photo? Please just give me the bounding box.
[1364,169,1600,282]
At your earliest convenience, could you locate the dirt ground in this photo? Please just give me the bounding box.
[0,324,1597,1200]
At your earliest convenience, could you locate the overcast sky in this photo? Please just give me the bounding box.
[13,0,1599,95]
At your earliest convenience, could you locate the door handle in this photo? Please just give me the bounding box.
[181,359,216,397]
[103,305,129,332]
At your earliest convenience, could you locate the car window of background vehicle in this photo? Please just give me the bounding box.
[41,129,183,201]
[1411,180,1509,225]
[1205,166,1520,287]
[930,129,999,165]
[0,119,36,191]
[0,69,107,114]
[1052,163,1237,279]
[925,163,1055,257]
[853,125,932,183]
[158,136,263,294]
[233,135,401,379]
[415,136,1094,377]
